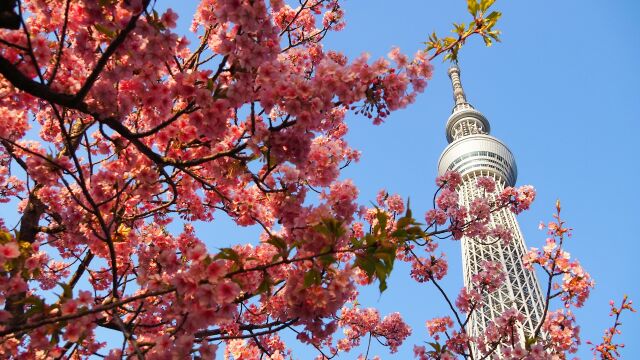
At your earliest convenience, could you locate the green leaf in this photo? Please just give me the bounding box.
[467,0,478,16]
[396,216,411,230]
[525,336,537,350]
[406,225,427,240]
[319,254,336,266]
[23,296,46,317]
[94,24,115,38]
[0,230,11,243]
[373,211,388,235]
[486,10,501,22]
[355,254,376,276]
[50,330,60,345]
[215,248,241,263]
[304,269,322,287]
[375,262,388,292]
[257,277,272,294]
[451,22,463,36]
[363,233,375,247]
[351,236,362,248]
[390,228,408,239]
[21,295,45,308]
[267,236,287,252]
[480,0,496,12]
[378,278,388,292]
[428,341,442,352]
[443,36,456,46]
[320,218,346,238]
[485,11,502,28]
[375,248,395,267]
[488,30,501,42]
[444,52,453,62]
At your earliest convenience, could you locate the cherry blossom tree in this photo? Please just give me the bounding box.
[0,0,633,358]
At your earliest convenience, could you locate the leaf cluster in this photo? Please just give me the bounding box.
[425,0,502,62]
[210,205,429,296]
[352,206,428,293]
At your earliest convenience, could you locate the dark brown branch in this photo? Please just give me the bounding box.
[0,288,176,337]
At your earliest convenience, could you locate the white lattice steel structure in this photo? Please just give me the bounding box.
[437,66,544,344]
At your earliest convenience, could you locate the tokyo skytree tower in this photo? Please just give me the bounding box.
[437,65,544,341]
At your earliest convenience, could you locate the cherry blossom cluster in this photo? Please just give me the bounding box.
[0,0,438,354]
[455,260,505,314]
[0,0,413,357]
[337,307,411,355]
[426,172,534,244]
[524,203,595,317]
[588,296,636,360]
[475,308,525,356]
[541,309,581,356]
[376,189,405,215]
[425,316,453,341]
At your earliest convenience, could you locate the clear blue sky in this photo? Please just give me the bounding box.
[159,0,640,358]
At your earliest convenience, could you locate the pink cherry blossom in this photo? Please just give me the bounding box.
[476,176,496,193]
[386,194,405,214]
[0,242,20,259]
[436,189,459,211]
[469,197,491,220]
[425,316,453,340]
[435,171,462,189]
[425,208,448,225]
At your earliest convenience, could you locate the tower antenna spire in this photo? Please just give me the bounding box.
[447,65,472,112]
[443,64,490,143]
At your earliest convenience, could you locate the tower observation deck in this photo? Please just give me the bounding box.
[437,65,544,345]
